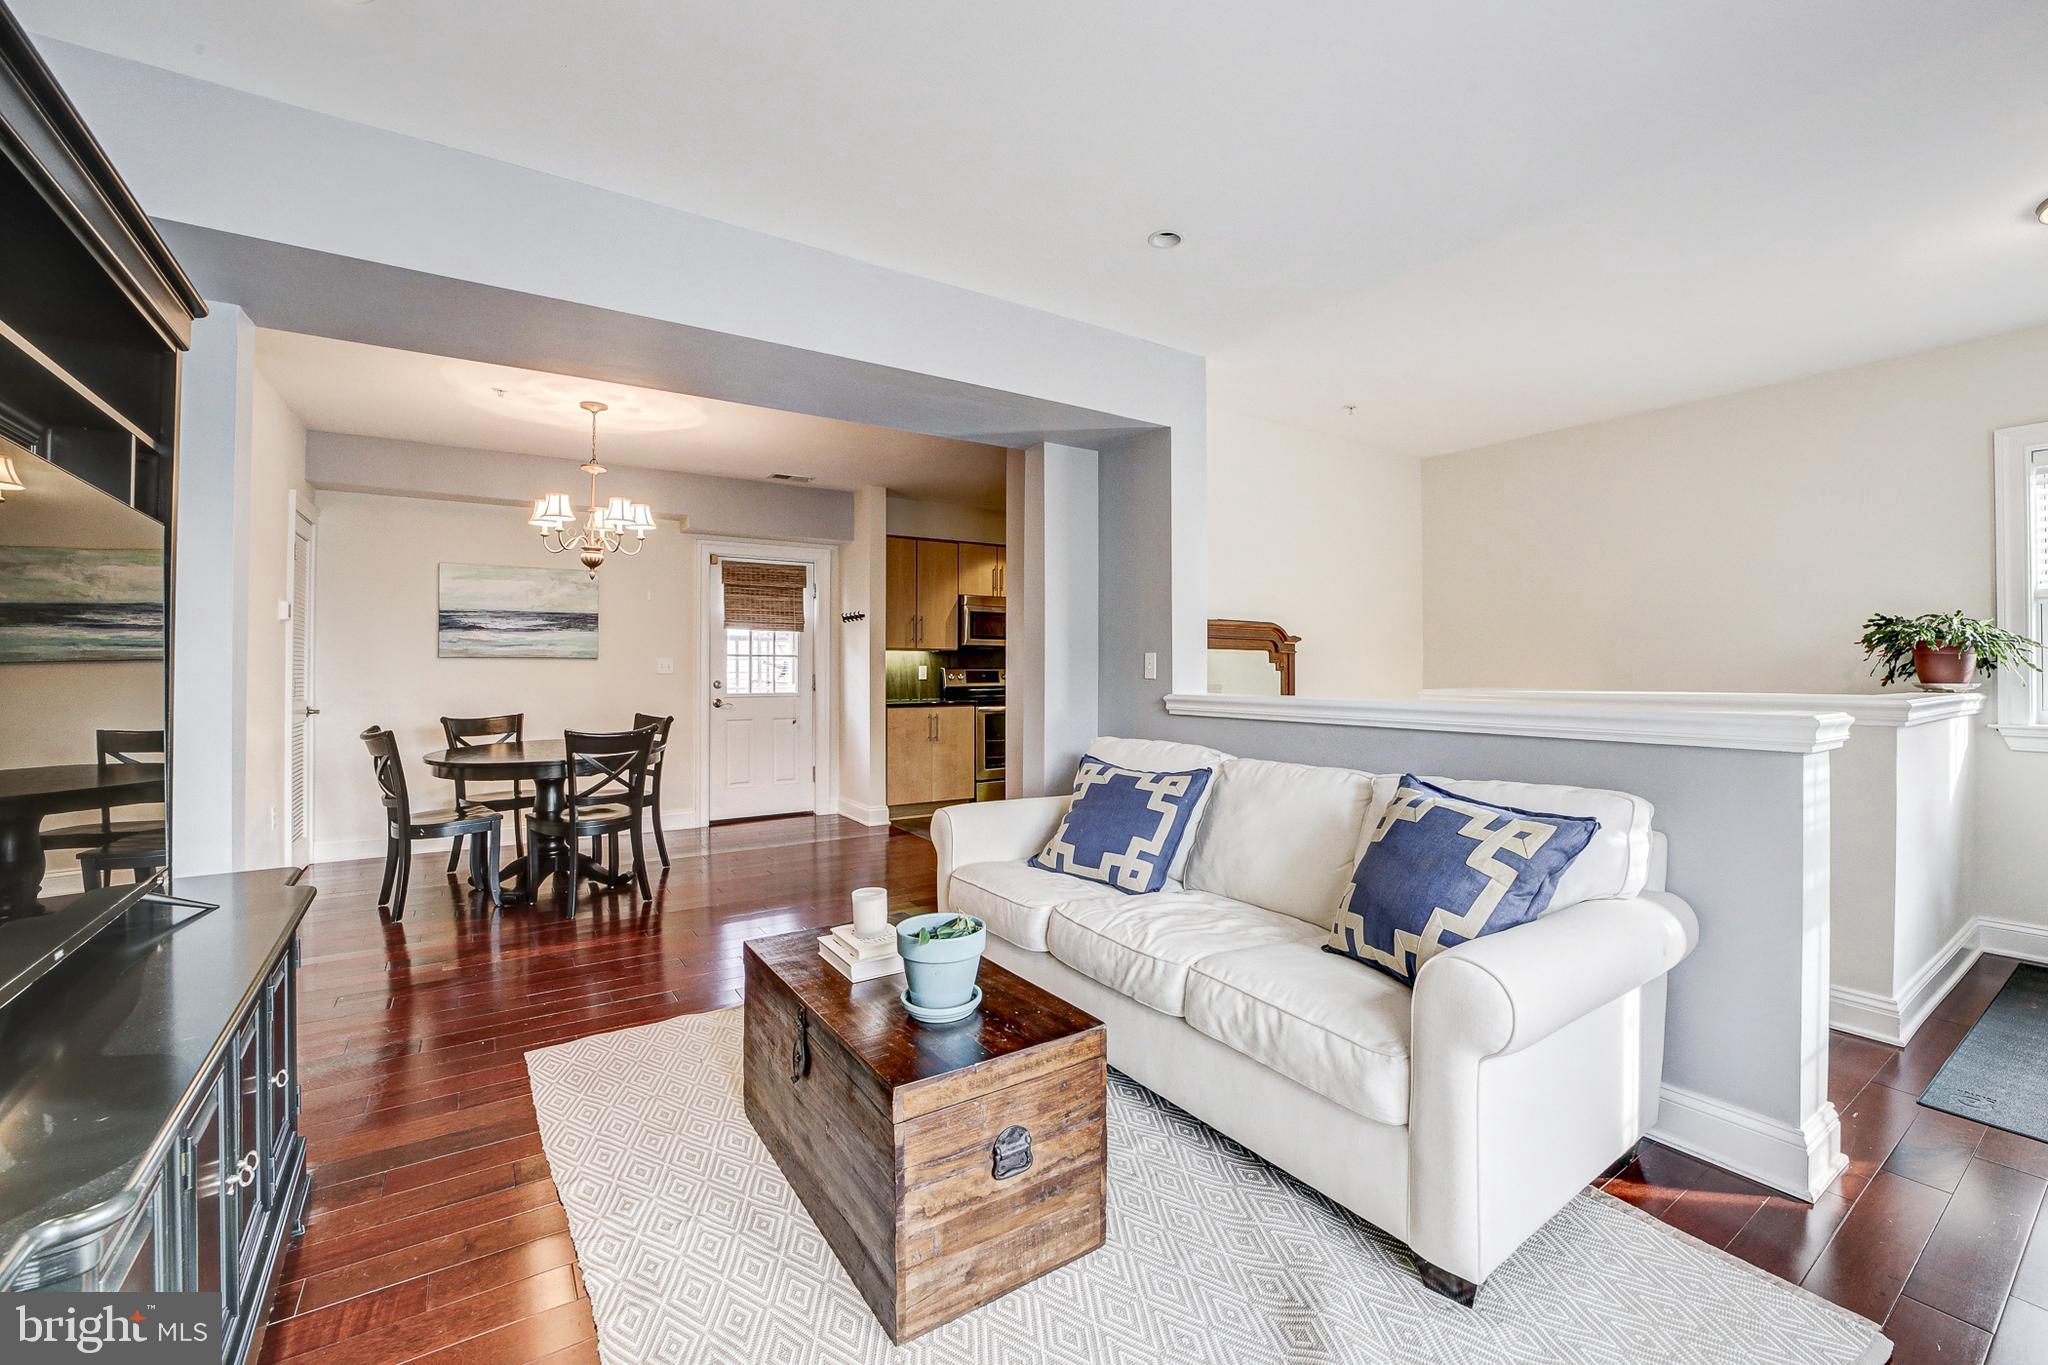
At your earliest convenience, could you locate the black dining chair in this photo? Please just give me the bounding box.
[41,728,166,854]
[526,727,655,912]
[440,713,528,873]
[78,831,166,890]
[631,712,676,867]
[361,727,504,919]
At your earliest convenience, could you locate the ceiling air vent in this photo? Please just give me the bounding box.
[766,473,815,484]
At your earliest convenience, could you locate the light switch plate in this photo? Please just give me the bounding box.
[917,664,929,680]
[656,657,674,675]
[1143,652,1158,680]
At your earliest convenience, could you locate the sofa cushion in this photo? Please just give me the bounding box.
[1185,940,1412,1125]
[1183,757,1379,926]
[1031,756,1213,894]
[1328,774,1601,986]
[1085,736,1233,879]
[1416,774,1652,909]
[1045,890,1322,1016]
[947,860,1131,953]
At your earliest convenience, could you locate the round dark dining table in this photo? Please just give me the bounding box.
[422,742,631,904]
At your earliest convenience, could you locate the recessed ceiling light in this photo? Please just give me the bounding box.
[766,473,815,484]
[2037,198,2048,225]
[1147,230,1182,250]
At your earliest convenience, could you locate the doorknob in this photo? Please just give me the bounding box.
[303,707,320,716]
[712,699,725,709]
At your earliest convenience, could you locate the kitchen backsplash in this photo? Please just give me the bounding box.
[885,650,944,701]
[885,646,1005,701]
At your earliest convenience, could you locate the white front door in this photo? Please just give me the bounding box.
[287,503,317,864]
[709,560,817,820]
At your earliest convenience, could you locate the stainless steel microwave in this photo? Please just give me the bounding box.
[959,595,1005,647]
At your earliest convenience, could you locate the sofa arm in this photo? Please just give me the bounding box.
[1406,890,1699,1285]
[1413,891,1699,1059]
[932,795,1070,883]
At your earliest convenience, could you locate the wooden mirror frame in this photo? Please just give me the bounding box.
[1206,619,1301,696]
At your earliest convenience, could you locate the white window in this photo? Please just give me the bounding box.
[724,628,800,695]
[1993,422,2048,749]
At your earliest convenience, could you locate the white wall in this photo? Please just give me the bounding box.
[886,495,1004,544]
[1420,322,2048,940]
[241,371,309,868]
[1420,321,2048,692]
[308,492,698,860]
[1207,407,1424,698]
[172,304,254,876]
[837,487,890,824]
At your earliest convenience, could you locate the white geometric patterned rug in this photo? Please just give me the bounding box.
[526,1008,1890,1365]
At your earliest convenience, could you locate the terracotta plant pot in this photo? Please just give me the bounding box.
[1912,643,1978,686]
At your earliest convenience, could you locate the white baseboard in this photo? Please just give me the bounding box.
[1650,1083,1847,1201]
[1829,915,2048,1045]
[1974,916,2048,964]
[836,799,892,827]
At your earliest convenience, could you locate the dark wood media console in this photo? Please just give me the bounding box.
[0,871,316,1365]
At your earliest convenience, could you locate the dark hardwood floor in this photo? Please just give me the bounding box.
[263,814,2046,1363]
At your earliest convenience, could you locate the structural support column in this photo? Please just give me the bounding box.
[171,302,255,877]
[1007,443,1099,797]
[836,485,890,824]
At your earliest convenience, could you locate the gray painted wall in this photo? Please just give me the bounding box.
[306,432,855,543]
[1097,428,1825,1128]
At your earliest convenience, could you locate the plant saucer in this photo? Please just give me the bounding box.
[901,985,982,1025]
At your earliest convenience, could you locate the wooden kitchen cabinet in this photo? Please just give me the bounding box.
[916,540,960,648]
[886,536,965,648]
[887,707,932,804]
[957,541,1004,598]
[931,707,974,801]
[886,705,976,806]
[885,537,920,648]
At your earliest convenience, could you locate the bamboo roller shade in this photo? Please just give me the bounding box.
[722,559,808,629]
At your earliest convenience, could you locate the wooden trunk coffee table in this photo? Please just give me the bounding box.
[741,929,1107,1344]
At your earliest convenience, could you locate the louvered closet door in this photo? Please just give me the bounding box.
[287,507,317,865]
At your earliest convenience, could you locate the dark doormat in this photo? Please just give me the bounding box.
[1920,962,2048,1141]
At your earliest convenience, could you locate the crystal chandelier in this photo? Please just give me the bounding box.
[529,400,658,577]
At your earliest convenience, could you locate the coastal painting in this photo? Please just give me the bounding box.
[0,546,165,663]
[438,563,598,659]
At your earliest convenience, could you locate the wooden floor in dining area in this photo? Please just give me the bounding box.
[262,814,2045,1365]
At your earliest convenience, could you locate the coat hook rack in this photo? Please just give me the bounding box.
[841,610,867,624]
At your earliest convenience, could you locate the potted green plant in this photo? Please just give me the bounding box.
[1858,610,2042,689]
[895,912,986,1021]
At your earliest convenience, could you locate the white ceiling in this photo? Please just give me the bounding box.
[253,330,1007,506]
[26,1,2048,455]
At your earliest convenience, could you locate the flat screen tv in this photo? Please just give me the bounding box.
[0,437,171,1010]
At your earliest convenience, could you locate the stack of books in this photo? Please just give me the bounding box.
[818,923,902,982]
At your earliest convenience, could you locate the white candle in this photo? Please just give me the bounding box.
[851,886,888,935]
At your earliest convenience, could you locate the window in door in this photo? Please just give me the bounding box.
[724,628,801,695]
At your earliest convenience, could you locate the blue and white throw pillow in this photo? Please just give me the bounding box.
[1030,754,1213,894]
[1325,774,1599,986]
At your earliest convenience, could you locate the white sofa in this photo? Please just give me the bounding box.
[934,736,1699,1299]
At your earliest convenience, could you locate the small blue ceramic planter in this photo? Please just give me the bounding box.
[896,912,986,1011]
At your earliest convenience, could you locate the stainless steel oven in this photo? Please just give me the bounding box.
[959,595,1005,647]
[972,706,1005,801]
[944,667,1006,799]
